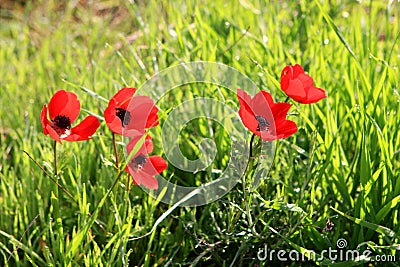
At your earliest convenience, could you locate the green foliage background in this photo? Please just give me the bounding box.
[0,0,399,266]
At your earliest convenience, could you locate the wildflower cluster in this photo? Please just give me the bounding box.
[40,87,167,189]
[237,64,326,141]
[40,64,325,191]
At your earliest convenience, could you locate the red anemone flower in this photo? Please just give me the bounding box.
[125,133,167,190]
[280,64,326,104]
[237,89,298,141]
[40,90,100,143]
[104,88,159,136]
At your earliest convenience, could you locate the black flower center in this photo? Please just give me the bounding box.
[52,115,71,135]
[115,108,131,127]
[133,154,147,170]
[255,115,270,132]
[54,115,71,129]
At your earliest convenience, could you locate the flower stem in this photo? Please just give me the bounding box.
[249,133,256,158]
[284,96,290,103]
[54,141,58,176]
[53,141,63,252]
[126,174,131,191]
[266,140,280,179]
[242,134,256,229]
[53,141,59,203]
[112,133,119,171]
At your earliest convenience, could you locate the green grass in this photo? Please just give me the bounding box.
[0,0,399,266]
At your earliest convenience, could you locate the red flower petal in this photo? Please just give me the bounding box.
[127,167,159,190]
[138,174,158,190]
[276,120,298,138]
[237,89,253,111]
[48,90,80,123]
[144,105,160,128]
[280,64,326,104]
[280,66,292,91]
[104,89,159,136]
[46,124,62,143]
[112,87,136,108]
[124,133,167,190]
[238,103,259,134]
[40,104,49,134]
[126,133,153,156]
[292,64,304,78]
[251,91,275,122]
[125,96,159,131]
[271,102,291,121]
[237,89,298,140]
[63,116,100,141]
[305,86,326,104]
[259,130,279,141]
[297,73,314,89]
[104,99,123,135]
[142,156,168,176]
[284,78,307,101]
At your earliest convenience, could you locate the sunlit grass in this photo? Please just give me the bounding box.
[0,0,399,266]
